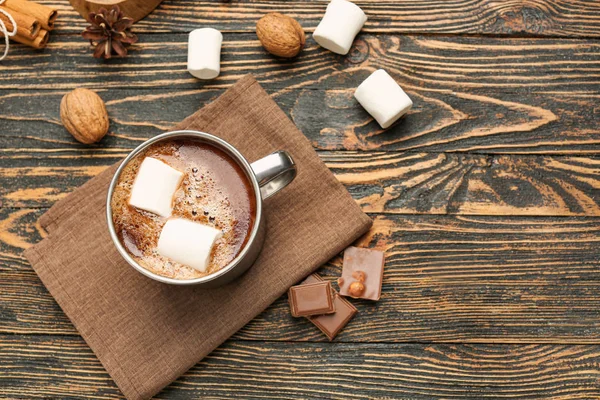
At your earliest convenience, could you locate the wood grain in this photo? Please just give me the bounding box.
[36,0,600,37]
[4,34,600,92]
[1,85,598,155]
[329,152,600,215]
[1,335,599,399]
[2,151,600,216]
[2,34,599,154]
[3,209,600,343]
[1,0,599,397]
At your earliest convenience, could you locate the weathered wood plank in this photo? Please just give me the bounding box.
[2,152,600,216]
[332,153,600,216]
[38,0,600,37]
[1,335,599,399]
[3,0,598,396]
[3,209,600,342]
[1,88,599,155]
[2,34,599,154]
[4,34,600,92]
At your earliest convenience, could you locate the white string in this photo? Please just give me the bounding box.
[0,0,18,61]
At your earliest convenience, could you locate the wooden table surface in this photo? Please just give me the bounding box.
[2,0,600,398]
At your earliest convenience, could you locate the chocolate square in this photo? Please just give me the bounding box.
[288,281,335,317]
[301,274,358,341]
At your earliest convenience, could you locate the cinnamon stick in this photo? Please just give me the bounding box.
[10,28,49,49]
[0,6,40,39]
[4,0,58,31]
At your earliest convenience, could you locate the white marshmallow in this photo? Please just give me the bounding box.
[354,69,413,129]
[187,28,223,80]
[157,218,223,272]
[128,157,184,218]
[313,0,367,55]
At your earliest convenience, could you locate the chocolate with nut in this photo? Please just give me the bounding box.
[338,246,385,301]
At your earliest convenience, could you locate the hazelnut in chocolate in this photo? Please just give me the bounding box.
[339,246,385,301]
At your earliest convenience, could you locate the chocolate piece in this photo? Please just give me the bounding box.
[288,281,335,317]
[339,246,385,301]
[309,293,357,341]
[301,274,358,341]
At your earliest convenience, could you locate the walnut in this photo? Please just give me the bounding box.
[256,13,305,58]
[60,88,109,144]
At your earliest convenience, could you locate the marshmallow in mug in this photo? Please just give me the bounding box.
[313,0,367,55]
[187,28,223,80]
[157,218,223,273]
[354,69,413,129]
[128,157,184,218]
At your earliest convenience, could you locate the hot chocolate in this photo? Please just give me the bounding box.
[110,139,256,280]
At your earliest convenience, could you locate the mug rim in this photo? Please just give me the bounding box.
[105,130,264,285]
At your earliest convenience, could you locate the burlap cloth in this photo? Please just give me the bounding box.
[24,75,372,399]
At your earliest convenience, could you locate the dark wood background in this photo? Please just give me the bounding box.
[1,0,600,398]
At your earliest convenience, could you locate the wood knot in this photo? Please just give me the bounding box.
[346,39,369,64]
[488,6,554,35]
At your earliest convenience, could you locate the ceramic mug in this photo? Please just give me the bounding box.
[106,130,297,286]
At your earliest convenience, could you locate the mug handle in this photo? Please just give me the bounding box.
[250,151,297,199]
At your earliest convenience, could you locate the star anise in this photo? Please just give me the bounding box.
[82,5,138,59]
